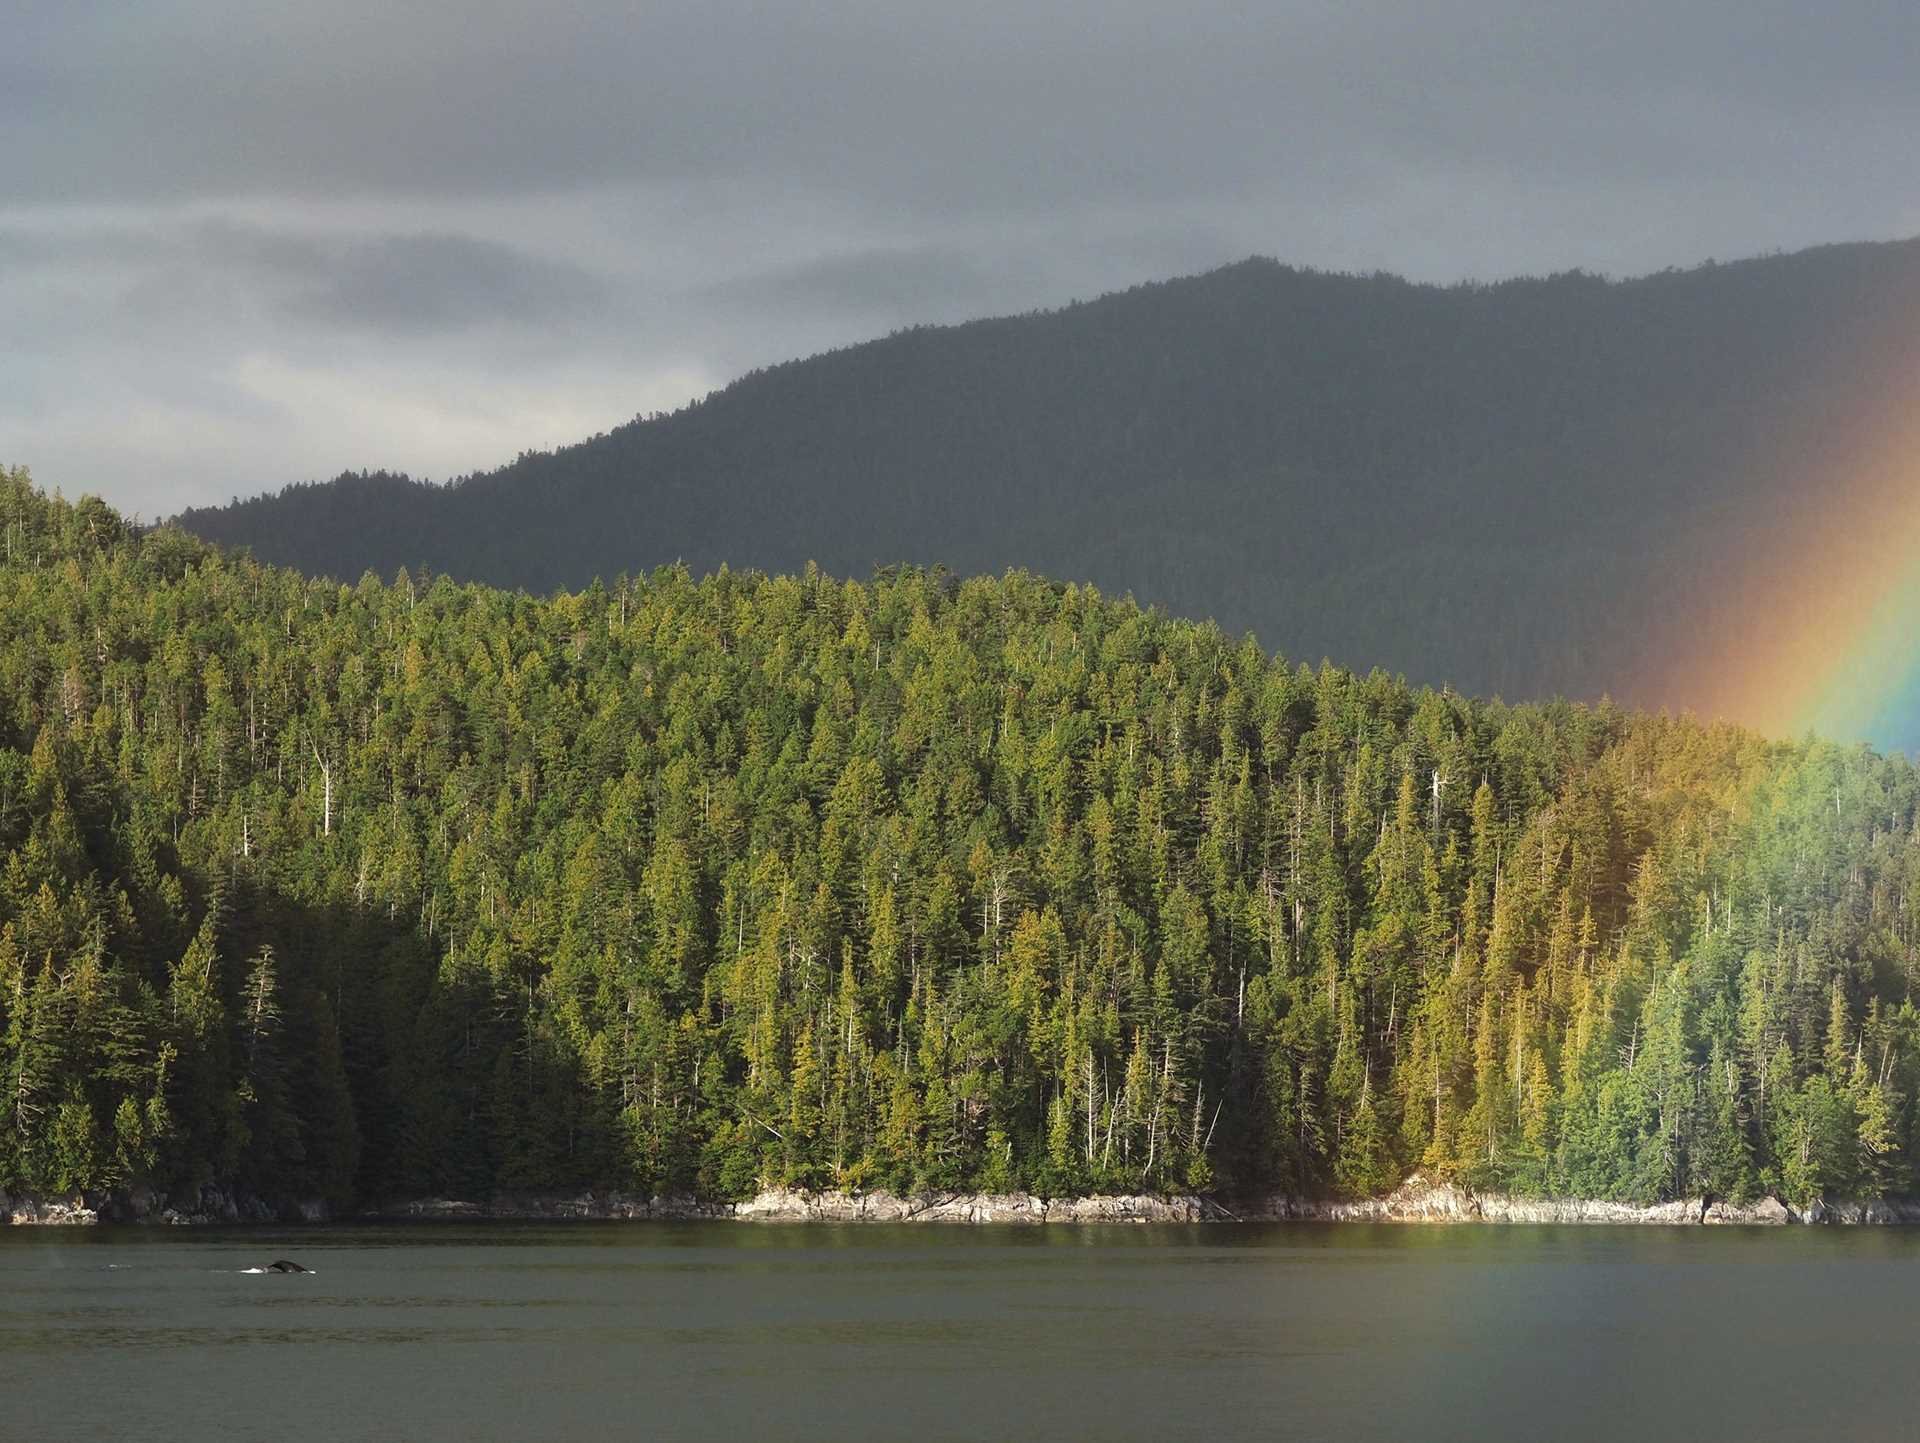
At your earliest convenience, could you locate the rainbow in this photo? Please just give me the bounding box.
[1650,398,1920,753]
[1795,547,1920,749]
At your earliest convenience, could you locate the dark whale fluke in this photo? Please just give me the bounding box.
[266,1259,310,1273]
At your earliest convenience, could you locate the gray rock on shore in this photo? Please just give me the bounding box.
[12,1173,1920,1226]
[2,1191,100,1226]
[728,1189,1205,1223]
[1,1184,325,1227]
[1239,1175,1811,1225]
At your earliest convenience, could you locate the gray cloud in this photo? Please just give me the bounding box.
[2,0,1917,514]
[702,247,1040,324]
[10,1,1914,208]
[0,218,607,333]
[206,226,611,333]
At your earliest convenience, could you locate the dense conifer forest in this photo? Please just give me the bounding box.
[174,239,1920,741]
[6,467,1919,1212]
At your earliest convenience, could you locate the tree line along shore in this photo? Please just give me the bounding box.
[4,468,1919,1224]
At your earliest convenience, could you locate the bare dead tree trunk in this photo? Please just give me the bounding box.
[311,741,333,836]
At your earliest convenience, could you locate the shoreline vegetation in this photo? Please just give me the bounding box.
[8,475,1920,1236]
[8,1174,1919,1227]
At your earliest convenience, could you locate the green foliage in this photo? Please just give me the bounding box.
[3,467,1920,1208]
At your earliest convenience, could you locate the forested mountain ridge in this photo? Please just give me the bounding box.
[173,238,1920,727]
[7,469,1920,1214]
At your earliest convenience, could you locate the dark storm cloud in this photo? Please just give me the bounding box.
[702,247,1034,322]
[205,227,611,333]
[10,0,1915,207]
[2,0,1917,512]
[0,219,607,334]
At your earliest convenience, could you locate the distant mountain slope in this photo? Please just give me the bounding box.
[174,240,1920,730]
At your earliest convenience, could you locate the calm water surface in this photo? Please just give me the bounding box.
[3,1221,1913,1441]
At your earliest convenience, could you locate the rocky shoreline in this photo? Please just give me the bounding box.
[13,1173,1920,1227]
[1,1182,331,1228]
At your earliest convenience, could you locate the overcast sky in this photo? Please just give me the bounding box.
[5,0,1918,517]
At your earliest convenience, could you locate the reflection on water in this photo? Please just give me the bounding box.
[5,1222,1915,1442]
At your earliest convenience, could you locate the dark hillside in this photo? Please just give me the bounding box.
[175,240,1920,727]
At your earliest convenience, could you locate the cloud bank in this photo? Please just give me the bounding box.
[4,0,1917,512]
